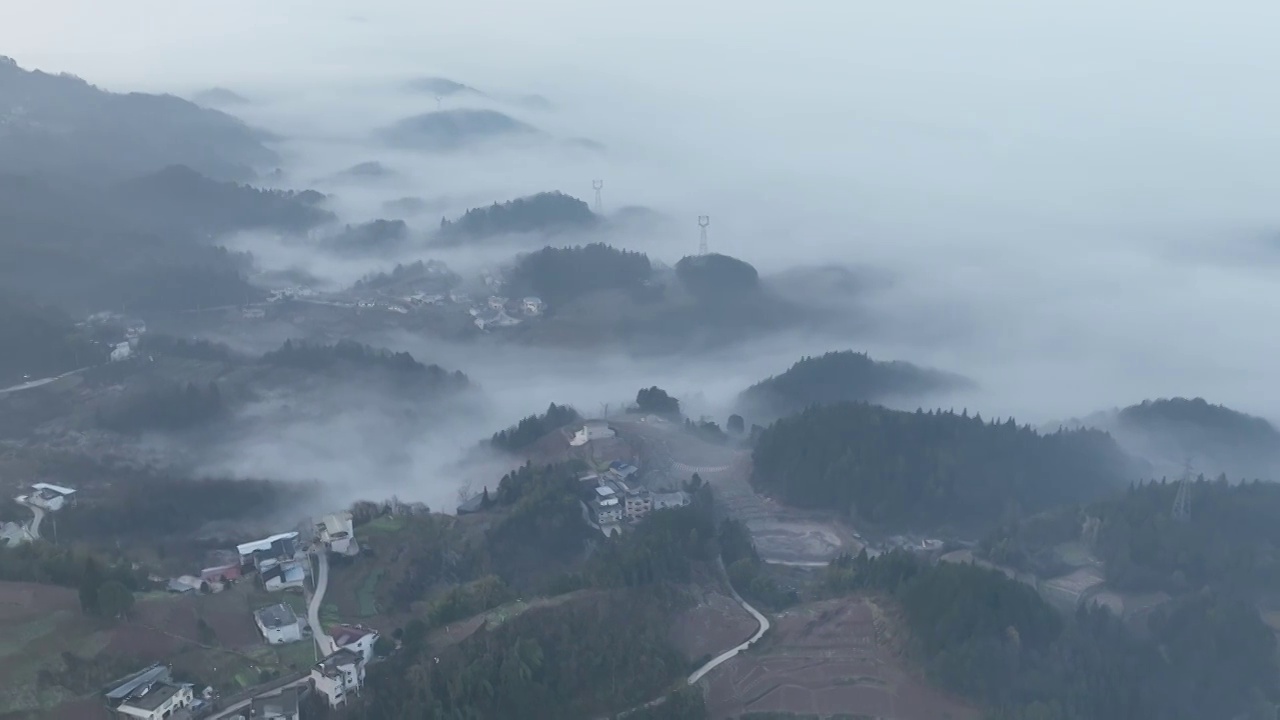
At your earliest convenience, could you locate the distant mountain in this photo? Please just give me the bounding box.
[738,350,971,421]
[0,57,277,181]
[1116,397,1280,480]
[404,77,483,97]
[111,165,333,235]
[320,219,411,255]
[333,161,396,180]
[190,87,250,107]
[377,109,539,151]
[507,243,652,306]
[435,192,597,245]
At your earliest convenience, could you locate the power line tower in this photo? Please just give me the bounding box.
[698,215,710,255]
[1172,459,1193,522]
[592,179,604,213]
[434,94,443,110]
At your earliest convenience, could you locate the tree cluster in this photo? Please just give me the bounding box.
[635,386,680,417]
[136,334,240,363]
[825,550,1278,720]
[752,403,1133,530]
[355,591,686,719]
[437,191,597,243]
[738,350,967,420]
[261,339,469,392]
[321,219,409,254]
[0,543,142,619]
[674,252,759,299]
[490,403,581,453]
[507,243,652,306]
[0,293,105,385]
[95,381,226,434]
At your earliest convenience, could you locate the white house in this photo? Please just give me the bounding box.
[254,603,304,645]
[315,512,358,556]
[592,495,623,525]
[522,297,545,316]
[110,342,133,362]
[329,624,379,665]
[261,559,306,591]
[569,421,616,447]
[27,482,76,512]
[113,682,194,720]
[652,491,691,511]
[311,648,365,707]
[236,532,299,568]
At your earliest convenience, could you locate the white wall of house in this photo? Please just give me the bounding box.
[116,685,193,720]
[260,620,303,645]
[338,633,377,665]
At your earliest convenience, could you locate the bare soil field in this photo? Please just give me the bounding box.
[703,596,980,720]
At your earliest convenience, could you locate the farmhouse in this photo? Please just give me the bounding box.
[329,624,379,664]
[254,603,304,645]
[652,491,691,510]
[236,531,299,569]
[315,511,358,556]
[104,665,193,720]
[26,482,76,511]
[261,559,306,591]
[311,648,365,707]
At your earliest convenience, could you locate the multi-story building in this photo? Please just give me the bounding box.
[254,603,304,645]
[311,648,365,707]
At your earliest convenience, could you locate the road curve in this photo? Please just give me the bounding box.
[308,550,335,656]
[687,561,770,685]
[27,504,44,541]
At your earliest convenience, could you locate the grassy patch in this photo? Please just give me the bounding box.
[0,613,62,659]
[363,515,407,534]
[356,568,383,617]
[274,640,318,673]
[320,603,341,628]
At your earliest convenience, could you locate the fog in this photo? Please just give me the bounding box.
[8,0,1280,505]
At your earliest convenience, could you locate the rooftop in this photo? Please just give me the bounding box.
[250,687,299,718]
[32,482,75,496]
[314,648,362,678]
[104,665,170,700]
[236,531,298,556]
[594,486,615,497]
[330,624,376,646]
[255,603,299,630]
[120,682,183,712]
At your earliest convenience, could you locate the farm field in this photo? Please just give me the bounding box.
[703,596,980,720]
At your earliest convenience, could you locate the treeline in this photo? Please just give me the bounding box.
[322,219,409,254]
[738,350,967,419]
[437,191,597,243]
[507,243,652,305]
[752,403,1134,530]
[0,542,143,618]
[986,478,1280,596]
[1118,396,1280,447]
[95,382,225,433]
[490,403,580,453]
[353,259,458,290]
[487,463,589,564]
[58,475,302,541]
[674,252,759,299]
[261,339,469,391]
[136,334,241,363]
[355,591,687,719]
[825,550,1278,720]
[720,517,796,610]
[635,386,680,416]
[0,293,104,385]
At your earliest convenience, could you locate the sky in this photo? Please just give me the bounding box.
[6,0,1280,505]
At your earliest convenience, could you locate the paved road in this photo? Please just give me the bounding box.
[206,674,310,719]
[0,367,89,396]
[686,558,770,685]
[308,550,335,657]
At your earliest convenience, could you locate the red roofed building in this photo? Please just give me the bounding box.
[328,624,378,664]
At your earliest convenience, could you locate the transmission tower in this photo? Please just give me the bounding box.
[1172,459,1193,522]
[434,94,443,110]
[592,179,604,213]
[698,215,710,255]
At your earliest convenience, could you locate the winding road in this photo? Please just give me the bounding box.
[308,549,335,656]
[686,560,770,685]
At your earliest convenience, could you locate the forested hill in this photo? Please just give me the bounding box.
[752,403,1135,530]
[0,56,276,181]
[111,165,333,235]
[1115,397,1280,479]
[0,294,106,385]
[825,551,1278,720]
[984,478,1280,597]
[738,350,969,420]
[506,243,652,305]
[435,191,597,244]
[260,340,469,393]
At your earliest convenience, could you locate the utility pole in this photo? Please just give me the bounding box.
[592,179,604,214]
[698,216,710,255]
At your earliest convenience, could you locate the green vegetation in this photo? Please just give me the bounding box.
[635,386,680,417]
[825,550,1278,720]
[424,575,514,627]
[0,294,106,385]
[356,591,687,719]
[752,403,1134,530]
[490,403,581,453]
[261,339,469,393]
[507,243,652,305]
[674,252,760,299]
[437,191,597,243]
[738,350,967,420]
[719,519,797,610]
[95,381,226,434]
[984,478,1280,597]
[322,219,409,254]
[136,334,241,363]
[618,686,708,719]
[1116,397,1280,479]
